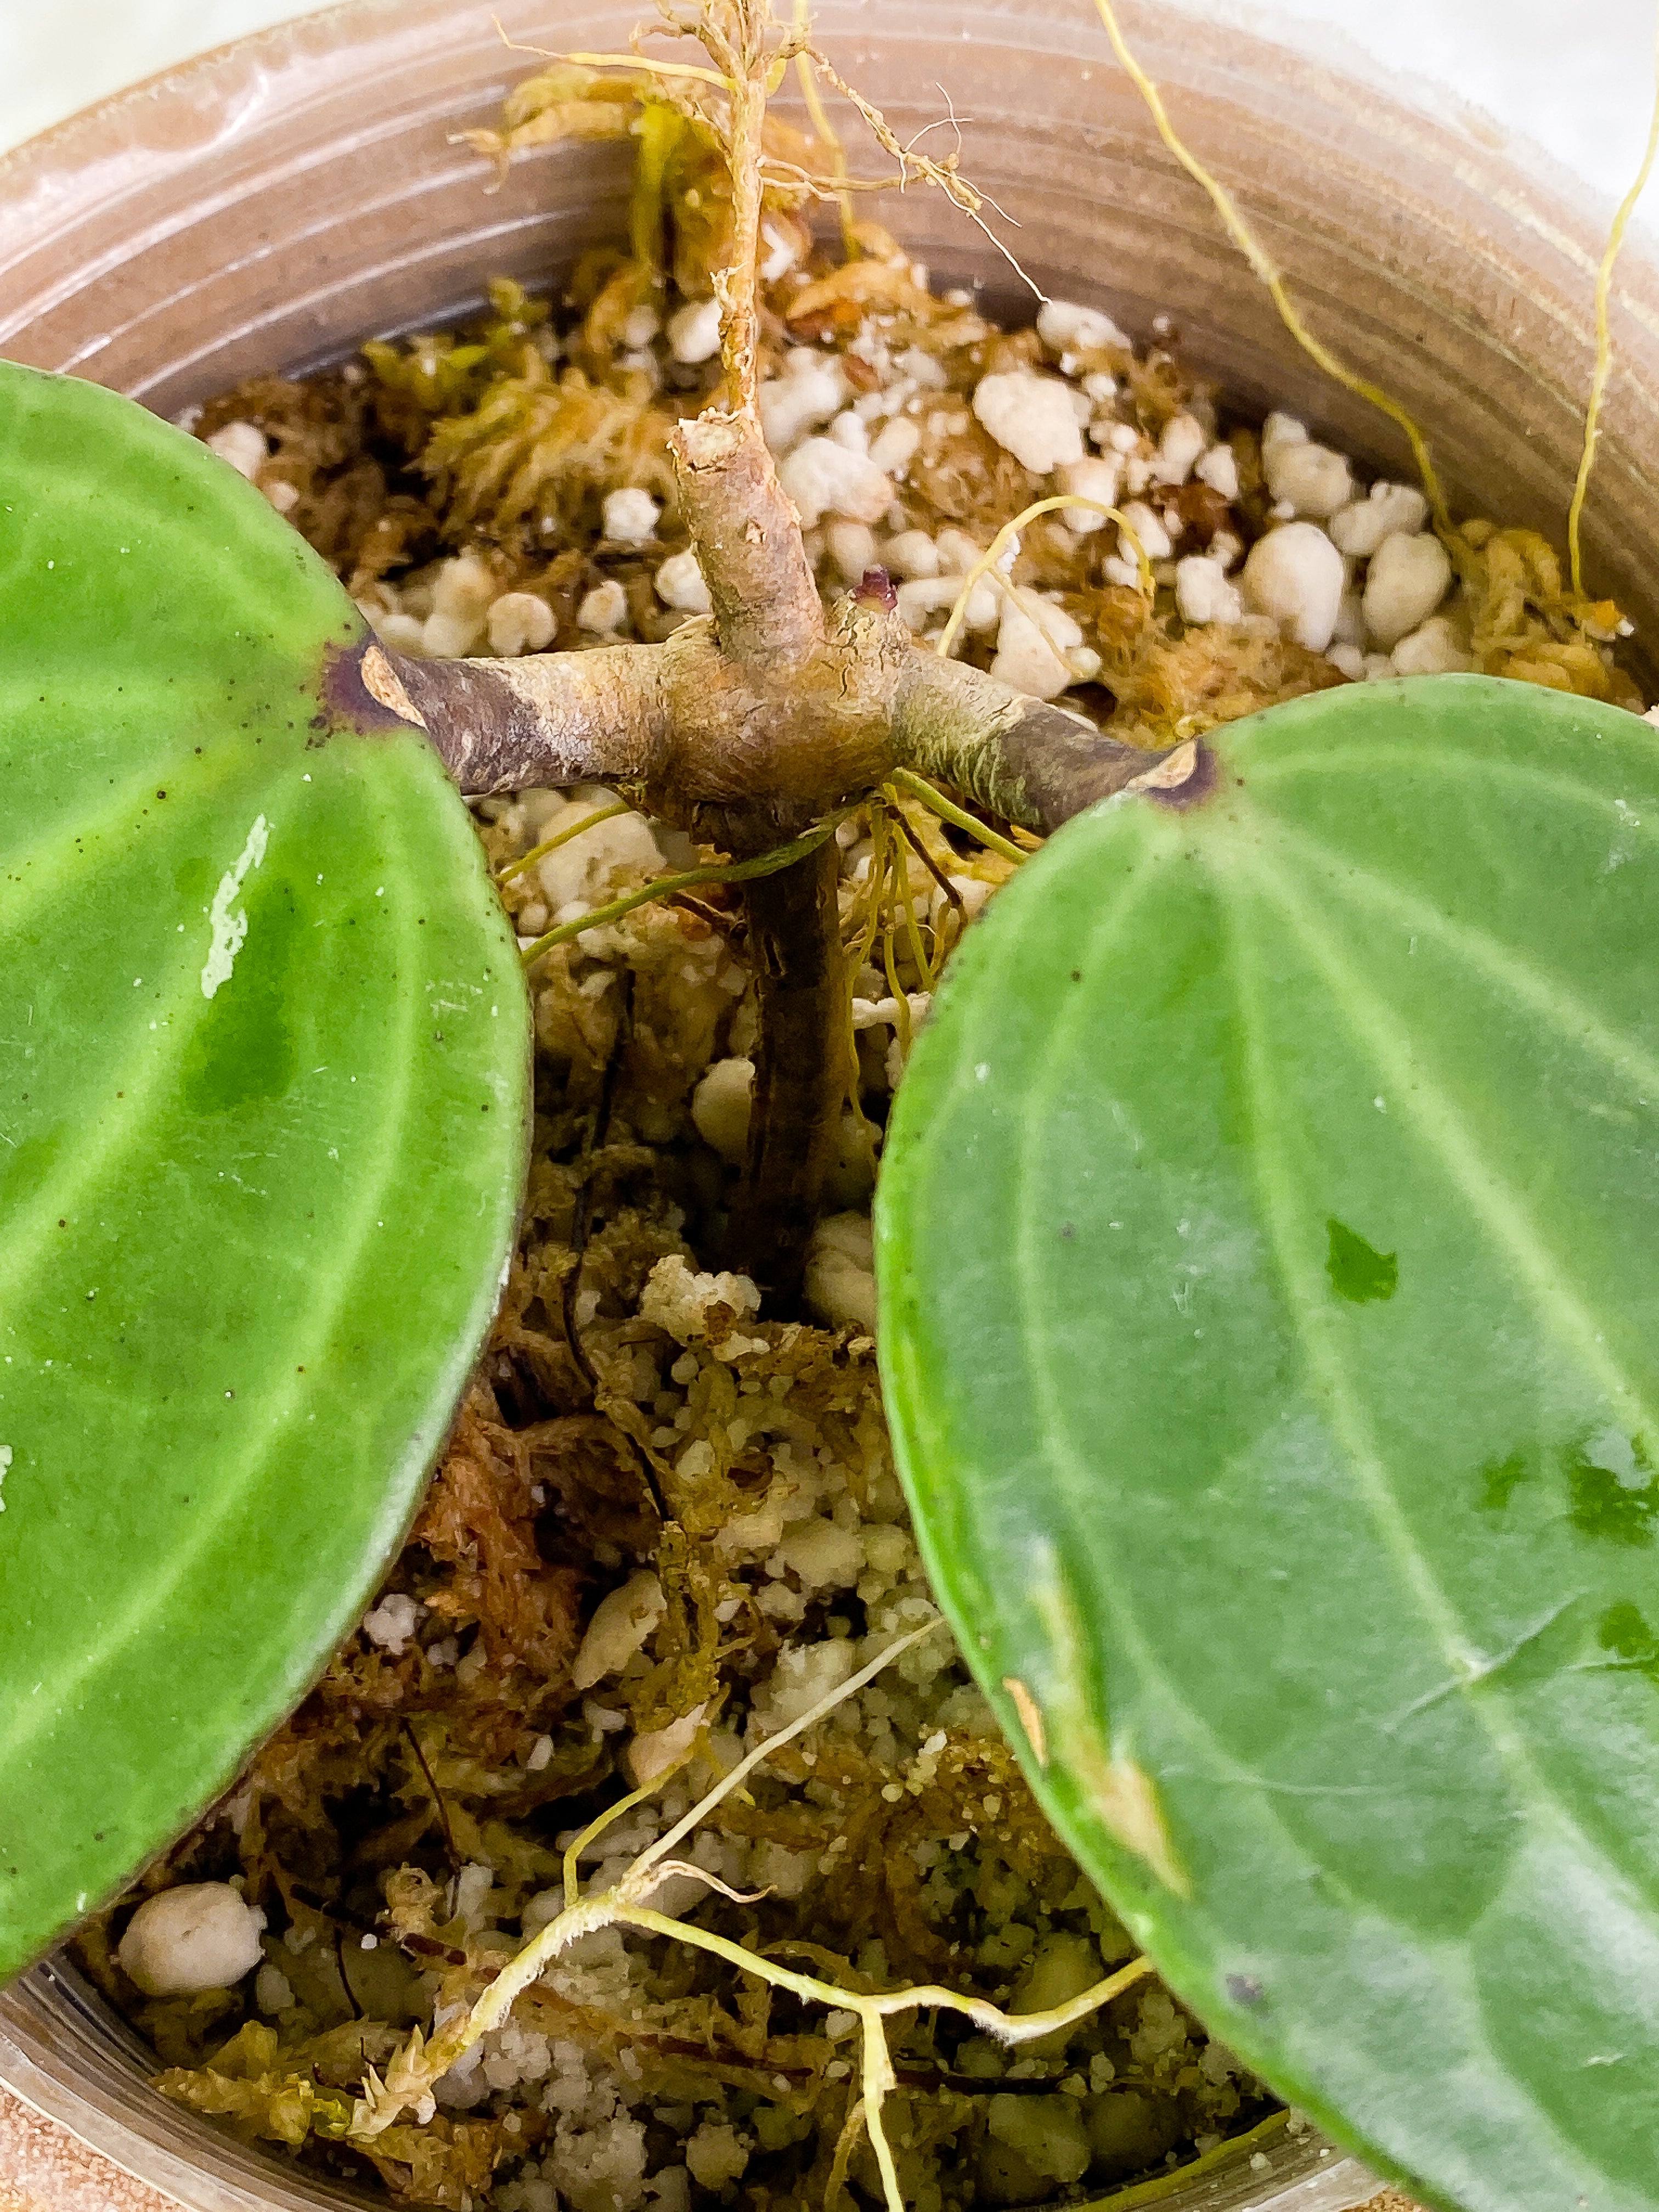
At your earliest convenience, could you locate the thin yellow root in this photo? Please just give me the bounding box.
[935,494,1152,663]
[517,804,856,968]
[495,798,631,884]
[889,768,1030,866]
[1567,3,1659,597]
[792,0,857,256]
[1089,0,1449,536]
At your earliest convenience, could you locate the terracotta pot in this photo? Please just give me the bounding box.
[1,1,1652,2205]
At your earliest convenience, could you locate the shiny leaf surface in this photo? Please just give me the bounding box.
[0,363,528,1976]
[877,676,1659,2212]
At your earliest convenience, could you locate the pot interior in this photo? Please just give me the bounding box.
[2,1,1653,2204]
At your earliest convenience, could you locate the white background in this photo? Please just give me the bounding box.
[2,1,1656,228]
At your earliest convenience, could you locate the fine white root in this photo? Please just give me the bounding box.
[349,1616,1150,2212]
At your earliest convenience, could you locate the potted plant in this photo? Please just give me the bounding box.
[3,4,1658,2211]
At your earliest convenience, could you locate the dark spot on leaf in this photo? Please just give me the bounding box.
[1059,1222,1076,1240]
[1326,1217,1397,1304]
[1567,1433,1658,1546]
[1596,1600,1659,1678]
[1070,969,1082,982]
[1479,1449,1530,1513]
[1226,1974,1264,2007]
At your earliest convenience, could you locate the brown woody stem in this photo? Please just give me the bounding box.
[889,653,1178,827]
[387,641,668,797]
[723,840,849,1300]
[369,409,1200,1306]
[672,413,822,669]
[709,3,768,416]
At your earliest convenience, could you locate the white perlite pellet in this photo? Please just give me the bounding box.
[1242,521,1346,650]
[667,297,721,364]
[990,595,1086,700]
[654,550,712,615]
[422,551,496,658]
[1176,555,1244,627]
[897,575,998,635]
[777,438,893,527]
[881,529,940,579]
[867,416,921,476]
[758,356,844,455]
[362,1592,420,1654]
[1263,428,1354,520]
[628,1702,709,1789]
[826,520,877,584]
[601,488,659,544]
[934,526,984,574]
[1035,298,1131,354]
[487,591,556,657]
[206,421,267,479]
[1057,455,1121,533]
[578,580,628,633]
[1362,530,1452,648]
[1195,443,1240,500]
[1390,613,1473,674]
[572,1571,666,1691]
[1119,500,1172,563]
[760,220,800,283]
[690,1056,753,1160]
[972,371,1085,476]
[1329,480,1430,558]
[1152,412,1206,486]
[119,1884,266,1996]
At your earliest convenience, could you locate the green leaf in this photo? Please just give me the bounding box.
[0,363,528,1977]
[876,675,1659,2212]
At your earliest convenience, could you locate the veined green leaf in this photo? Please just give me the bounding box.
[0,363,528,1977]
[877,675,1659,2212]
